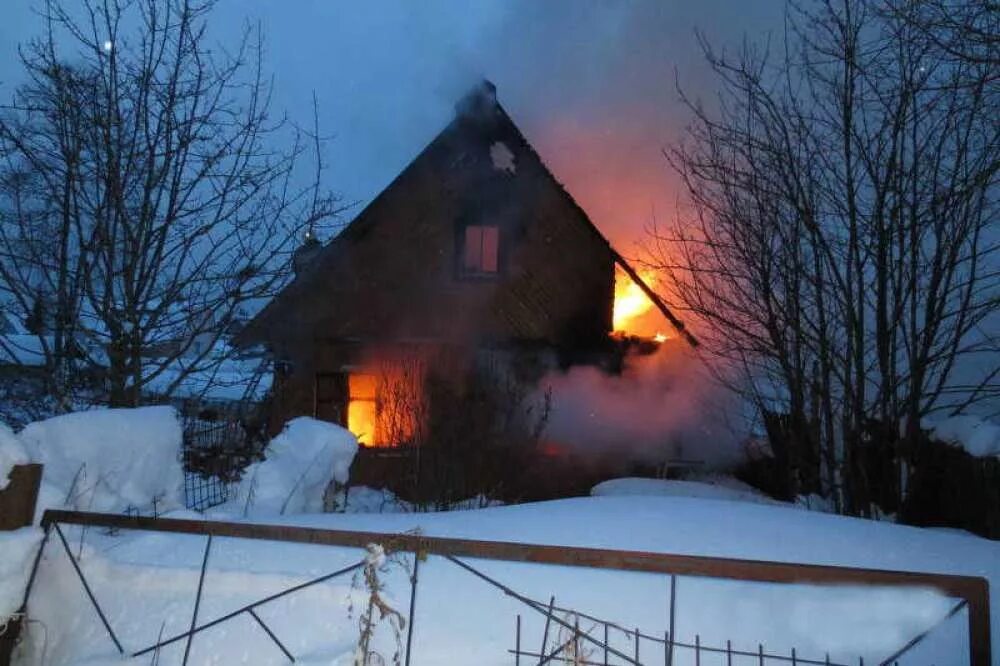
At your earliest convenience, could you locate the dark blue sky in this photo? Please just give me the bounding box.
[0,1,785,249]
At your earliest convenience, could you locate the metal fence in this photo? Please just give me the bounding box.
[22,510,992,666]
[507,589,968,666]
[181,410,266,511]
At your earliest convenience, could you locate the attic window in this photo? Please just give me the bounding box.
[462,225,500,275]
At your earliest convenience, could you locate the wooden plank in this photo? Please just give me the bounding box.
[0,464,42,530]
[0,464,42,666]
[41,509,990,665]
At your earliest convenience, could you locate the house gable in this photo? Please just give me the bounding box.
[240,81,618,356]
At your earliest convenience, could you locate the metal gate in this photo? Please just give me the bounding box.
[17,509,993,666]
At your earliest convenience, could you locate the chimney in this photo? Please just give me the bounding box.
[293,231,322,276]
[454,79,498,121]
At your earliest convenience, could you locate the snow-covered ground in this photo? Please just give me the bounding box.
[12,494,996,665]
[3,407,998,665]
[142,352,272,404]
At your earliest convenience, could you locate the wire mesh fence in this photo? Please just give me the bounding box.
[180,408,267,511]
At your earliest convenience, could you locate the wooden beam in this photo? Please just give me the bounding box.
[0,464,42,530]
[610,250,699,348]
[42,509,989,665]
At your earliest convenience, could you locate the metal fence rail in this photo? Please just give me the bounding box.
[27,509,992,666]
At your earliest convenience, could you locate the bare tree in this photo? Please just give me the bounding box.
[650,0,999,514]
[888,0,999,69]
[0,0,342,407]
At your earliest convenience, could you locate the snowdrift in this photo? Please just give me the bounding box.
[0,527,42,618]
[0,421,28,490]
[591,476,781,505]
[17,406,184,517]
[231,417,358,516]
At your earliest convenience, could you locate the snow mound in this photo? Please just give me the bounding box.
[18,406,184,515]
[234,417,358,516]
[591,476,781,505]
[0,527,43,618]
[927,415,1000,457]
[0,421,29,490]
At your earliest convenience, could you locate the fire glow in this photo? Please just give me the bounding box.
[347,373,378,446]
[613,268,667,340]
[346,360,422,448]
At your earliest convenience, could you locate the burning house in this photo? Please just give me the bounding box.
[236,81,693,499]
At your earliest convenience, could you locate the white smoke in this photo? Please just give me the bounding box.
[540,342,746,467]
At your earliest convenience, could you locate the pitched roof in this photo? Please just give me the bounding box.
[239,81,695,348]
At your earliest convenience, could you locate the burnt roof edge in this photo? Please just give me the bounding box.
[610,249,699,348]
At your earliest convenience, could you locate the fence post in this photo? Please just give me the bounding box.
[539,596,555,659]
[0,464,42,530]
[515,614,521,666]
[667,574,676,666]
[0,464,44,666]
[182,535,213,666]
[404,550,420,666]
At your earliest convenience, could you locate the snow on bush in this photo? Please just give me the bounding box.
[926,415,1000,457]
[235,417,358,516]
[18,406,184,515]
[0,527,43,619]
[0,421,29,490]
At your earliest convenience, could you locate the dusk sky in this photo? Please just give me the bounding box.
[0,1,785,252]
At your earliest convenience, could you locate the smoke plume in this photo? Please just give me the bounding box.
[540,342,747,467]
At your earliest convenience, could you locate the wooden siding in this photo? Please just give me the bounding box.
[240,83,619,432]
[241,85,615,356]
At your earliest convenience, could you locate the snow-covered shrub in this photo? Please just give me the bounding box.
[18,406,184,515]
[0,421,29,490]
[235,417,358,516]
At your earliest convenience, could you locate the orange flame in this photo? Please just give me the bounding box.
[347,373,379,446]
[346,363,421,447]
[612,268,669,341]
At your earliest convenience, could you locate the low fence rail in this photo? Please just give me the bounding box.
[19,509,993,666]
